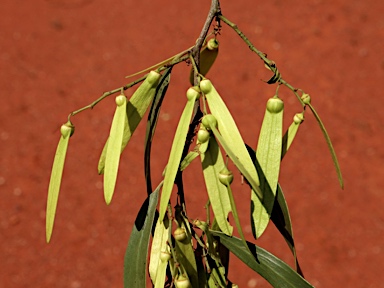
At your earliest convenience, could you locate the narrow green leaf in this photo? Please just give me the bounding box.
[189,38,219,85]
[98,71,162,174]
[159,87,200,221]
[104,95,127,204]
[246,143,303,275]
[174,210,199,288]
[281,112,304,159]
[203,115,272,239]
[200,79,271,238]
[200,79,260,187]
[123,183,161,288]
[144,68,172,194]
[211,231,314,288]
[180,150,199,171]
[46,122,73,243]
[149,217,170,285]
[201,136,233,235]
[308,103,344,189]
[256,95,284,195]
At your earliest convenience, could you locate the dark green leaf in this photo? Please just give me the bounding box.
[123,183,161,288]
[211,231,314,288]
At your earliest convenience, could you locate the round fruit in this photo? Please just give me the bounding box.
[115,94,126,106]
[266,96,284,113]
[199,79,213,94]
[175,275,192,288]
[201,114,218,130]
[160,250,172,262]
[293,112,304,124]
[301,93,311,105]
[186,86,200,101]
[207,38,219,50]
[197,127,210,143]
[174,227,187,242]
[60,121,75,138]
[147,70,161,85]
[218,167,234,186]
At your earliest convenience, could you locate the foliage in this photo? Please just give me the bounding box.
[45,1,343,287]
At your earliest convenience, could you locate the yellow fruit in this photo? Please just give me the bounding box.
[174,227,187,241]
[266,96,284,113]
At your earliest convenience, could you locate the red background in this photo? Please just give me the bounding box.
[1,0,383,287]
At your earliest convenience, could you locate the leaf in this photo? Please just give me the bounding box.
[189,38,219,85]
[103,95,127,204]
[98,71,161,174]
[149,217,170,285]
[202,111,272,239]
[180,150,199,171]
[281,112,304,159]
[211,231,314,288]
[145,68,172,195]
[307,103,344,189]
[123,183,161,288]
[159,87,200,221]
[201,136,233,235]
[174,209,199,288]
[46,122,73,243]
[256,96,284,195]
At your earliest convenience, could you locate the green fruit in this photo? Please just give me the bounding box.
[174,227,187,241]
[301,93,311,105]
[197,127,210,143]
[201,114,218,130]
[293,112,304,124]
[115,94,127,106]
[160,250,172,262]
[266,96,284,113]
[175,275,192,288]
[60,121,75,138]
[199,79,213,94]
[207,38,219,50]
[218,167,234,186]
[186,86,200,101]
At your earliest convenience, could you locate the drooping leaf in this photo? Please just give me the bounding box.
[149,216,170,286]
[246,143,302,274]
[46,122,74,243]
[281,112,304,159]
[144,68,172,194]
[159,87,200,221]
[202,113,273,238]
[256,95,284,196]
[307,102,344,189]
[123,183,161,288]
[189,38,219,85]
[174,207,199,288]
[98,71,161,174]
[104,95,127,204]
[201,136,233,235]
[211,231,314,288]
[180,150,199,171]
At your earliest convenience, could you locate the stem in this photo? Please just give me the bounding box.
[192,0,221,86]
[219,14,306,106]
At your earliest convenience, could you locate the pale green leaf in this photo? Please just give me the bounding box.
[159,87,199,221]
[180,150,199,171]
[104,96,127,204]
[282,112,304,159]
[46,128,72,243]
[174,210,199,288]
[123,183,160,288]
[200,79,271,238]
[98,71,161,174]
[149,217,170,284]
[256,96,284,195]
[201,136,233,235]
